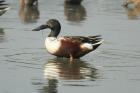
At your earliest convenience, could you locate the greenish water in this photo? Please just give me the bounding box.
[0,0,140,93]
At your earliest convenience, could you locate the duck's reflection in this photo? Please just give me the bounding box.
[124,6,140,19]
[40,79,58,93]
[44,58,98,80]
[33,58,99,93]
[19,0,39,23]
[65,0,83,5]
[20,0,38,6]
[0,28,5,43]
[64,2,87,22]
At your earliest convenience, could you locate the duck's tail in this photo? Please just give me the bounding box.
[88,35,103,44]
[92,39,104,46]
[4,6,10,11]
[89,35,104,50]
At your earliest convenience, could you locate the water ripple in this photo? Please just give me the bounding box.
[100,48,140,61]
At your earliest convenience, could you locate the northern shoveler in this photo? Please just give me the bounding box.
[32,19,103,61]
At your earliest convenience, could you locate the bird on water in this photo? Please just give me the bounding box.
[32,19,103,61]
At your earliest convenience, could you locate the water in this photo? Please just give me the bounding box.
[0,0,140,93]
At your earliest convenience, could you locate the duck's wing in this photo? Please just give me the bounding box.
[62,35,102,44]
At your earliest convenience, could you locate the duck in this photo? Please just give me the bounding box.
[32,19,103,61]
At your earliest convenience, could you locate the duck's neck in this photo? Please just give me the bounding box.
[48,29,60,37]
[48,26,61,37]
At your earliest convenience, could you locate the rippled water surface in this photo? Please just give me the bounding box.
[0,0,140,93]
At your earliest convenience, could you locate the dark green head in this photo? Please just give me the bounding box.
[32,19,61,37]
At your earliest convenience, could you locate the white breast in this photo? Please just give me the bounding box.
[45,37,61,54]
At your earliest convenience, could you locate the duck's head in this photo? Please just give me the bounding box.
[32,19,61,37]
